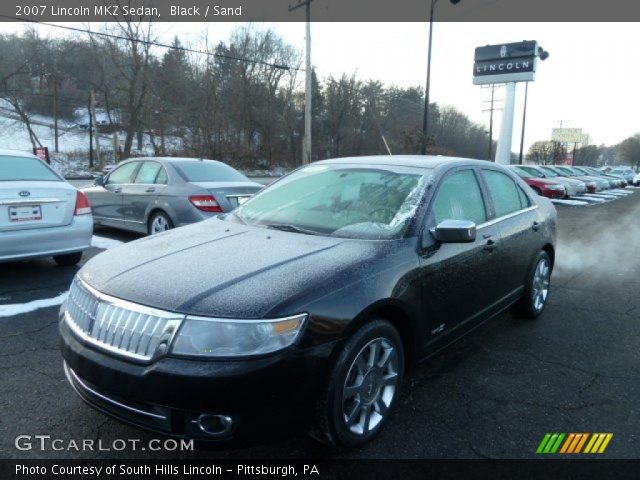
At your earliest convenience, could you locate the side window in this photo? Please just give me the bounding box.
[517,185,531,208]
[483,170,524,217]
[155,167,168,184]
[432,170,487,225]
[134,162,162,184]
[106,162,139,185]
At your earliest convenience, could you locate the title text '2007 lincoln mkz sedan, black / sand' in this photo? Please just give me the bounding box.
[60,156,556,448]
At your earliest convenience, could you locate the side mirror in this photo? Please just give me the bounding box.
[431,219,477,243]
[94,176,104,186]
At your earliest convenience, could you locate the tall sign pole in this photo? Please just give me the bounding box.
[473,41,548,165]
[289,0,313,165]
[495,82,516,165]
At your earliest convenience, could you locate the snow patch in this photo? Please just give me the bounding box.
[92,235,124,250]
[0,291,68,318]
[552,199,589,206]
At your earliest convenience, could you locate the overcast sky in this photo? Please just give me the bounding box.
[1,21,638,154]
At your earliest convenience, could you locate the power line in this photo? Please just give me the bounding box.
[0,15,300,71]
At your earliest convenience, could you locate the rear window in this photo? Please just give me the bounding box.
[0,156,60,181]
[173,161,249,182]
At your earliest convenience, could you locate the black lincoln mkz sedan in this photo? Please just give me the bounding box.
[60,156,556,448]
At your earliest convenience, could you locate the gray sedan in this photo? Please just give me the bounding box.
[0,150,93,266]
[82,157,263,235]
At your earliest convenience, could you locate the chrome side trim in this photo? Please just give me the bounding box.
[64,363,167,420]
[477,205,538,230]
[0,198,63,205]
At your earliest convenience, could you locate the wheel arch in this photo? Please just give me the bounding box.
[346,300,419,369]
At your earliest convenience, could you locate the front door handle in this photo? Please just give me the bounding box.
[532,221,540,232]
[145,187,155,193]
[113,187,122,194]
[483,239,496,253]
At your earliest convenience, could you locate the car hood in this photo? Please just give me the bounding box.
[552,177,583,187]
[79,218,381,318]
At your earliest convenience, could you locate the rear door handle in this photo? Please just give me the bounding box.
[483,239,496,253]
[532,221,540,232]
[145,187,155,193]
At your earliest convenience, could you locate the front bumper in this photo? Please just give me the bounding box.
[59,316,336,442]
[0,215,92,262]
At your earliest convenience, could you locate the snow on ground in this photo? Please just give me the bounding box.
[91,235,124,250]
[552,199,589,206]
[574,196,606,203]
[0,291,68,317]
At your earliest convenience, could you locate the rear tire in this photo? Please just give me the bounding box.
[148,211,173,235]
[513,251,552,319]
[53,252,82,267]
[311,319,404,448]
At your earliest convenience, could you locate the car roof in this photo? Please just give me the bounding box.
[125,157,229,165]
[315,155,491,170]
[0,149,40,159]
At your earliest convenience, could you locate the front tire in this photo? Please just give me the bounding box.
[513,251,552,319]
[53,252,82,267]
[312,320,404,448]
[148,211,173,235]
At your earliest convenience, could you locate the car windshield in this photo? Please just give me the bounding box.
[539,167,559,177]
[513,168,536,179]
[233,164,428,240]
[173,160,250,182]
[0,156,60,181]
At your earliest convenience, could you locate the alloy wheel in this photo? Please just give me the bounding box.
[151,215,170,234]
[532,258,550,311]
[342,338,399,436]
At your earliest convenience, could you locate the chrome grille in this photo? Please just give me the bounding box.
[64,277,184,362]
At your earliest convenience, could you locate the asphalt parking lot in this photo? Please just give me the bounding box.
[1,190,639,459]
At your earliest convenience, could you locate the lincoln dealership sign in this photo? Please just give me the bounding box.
[473,41,539,85]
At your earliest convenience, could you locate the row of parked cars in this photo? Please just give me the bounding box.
[508,164,638,200]
[0,152,262,264]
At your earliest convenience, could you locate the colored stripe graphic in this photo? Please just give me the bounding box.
[537,433,565,454]
[584,433,613,454]
[538,433,612,454]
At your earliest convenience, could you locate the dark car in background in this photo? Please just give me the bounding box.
[60,156,557,448]
[82,158,263,235]
[508,165,566,199]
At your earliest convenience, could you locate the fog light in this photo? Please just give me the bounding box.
[194,414,234,436]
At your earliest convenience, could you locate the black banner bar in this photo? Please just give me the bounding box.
[2,459,640,480]
[2,0,640,22]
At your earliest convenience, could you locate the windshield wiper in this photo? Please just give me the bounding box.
[263,223,323,236]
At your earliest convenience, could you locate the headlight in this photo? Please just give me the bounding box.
[170,313,308,358]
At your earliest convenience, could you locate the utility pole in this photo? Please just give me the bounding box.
[289,0,313,165]
[90,90,102,169]
[88,93,93,169]
[482,84,502,161]
[518,81,529,164]
[53,76,59,153]
[421,0,461,155]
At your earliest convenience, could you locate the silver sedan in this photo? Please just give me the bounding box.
[0,150,93,266]
[82,157,263,235]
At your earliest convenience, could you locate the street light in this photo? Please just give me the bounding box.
[518,46,550,164]
[421,0,460,155]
